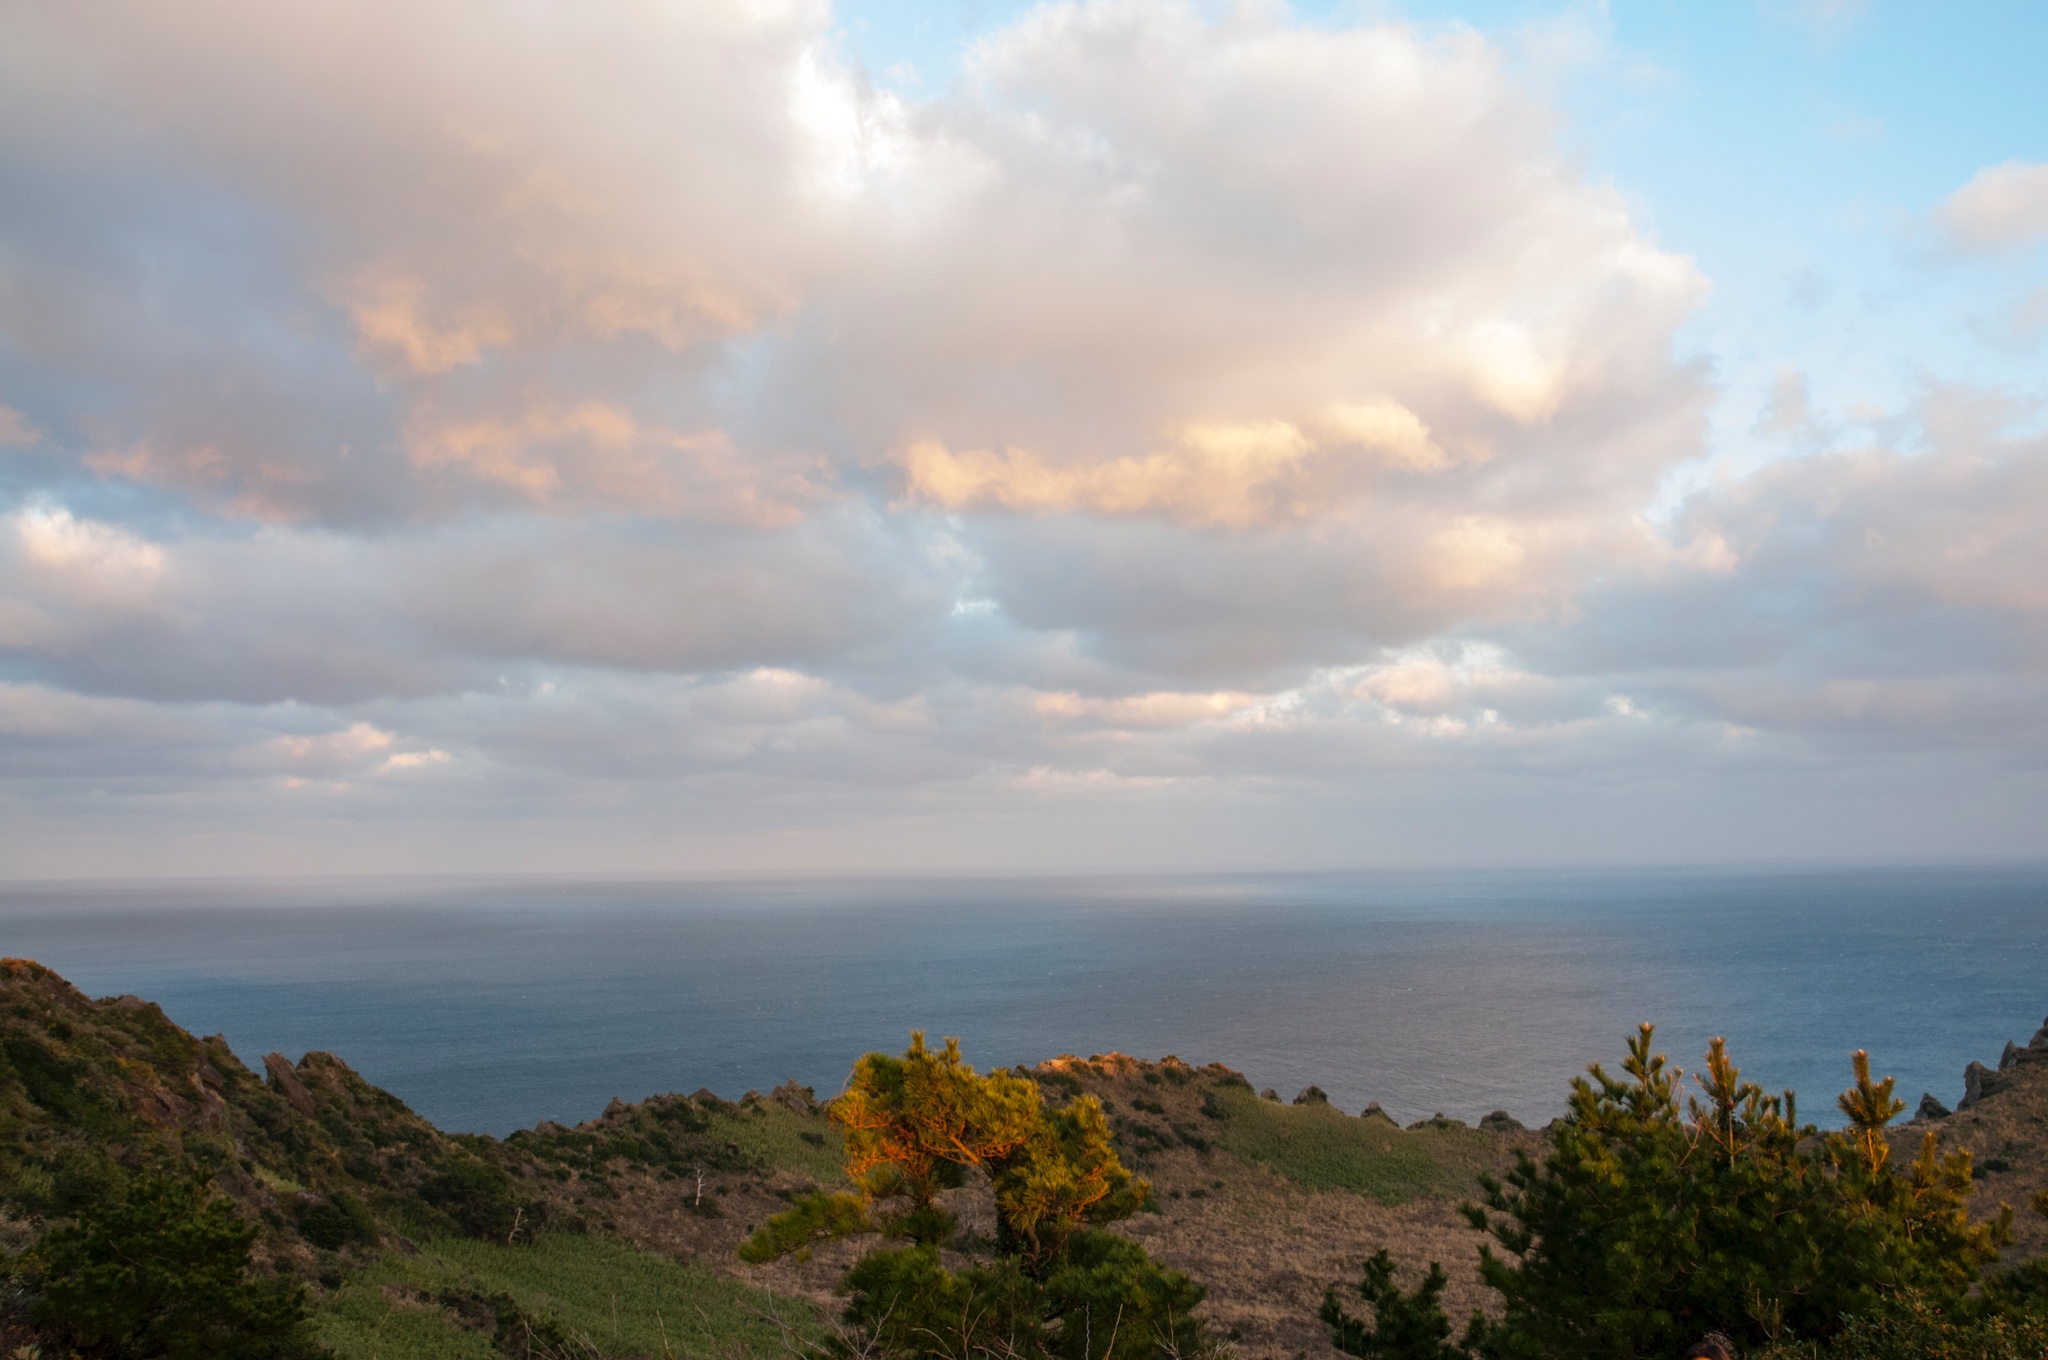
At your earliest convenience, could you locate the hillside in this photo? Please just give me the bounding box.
[0,958,826,1357]
[4,958,2046,1359]
[1909,1014,2048,1265]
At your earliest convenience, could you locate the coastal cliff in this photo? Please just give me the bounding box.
[4,959,2047,1359]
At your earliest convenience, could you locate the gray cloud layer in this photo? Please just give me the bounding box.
[1,0,2043,874]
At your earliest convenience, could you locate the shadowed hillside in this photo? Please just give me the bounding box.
[4,958,2047,1359]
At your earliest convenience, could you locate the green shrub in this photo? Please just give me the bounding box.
[418,1157,531,1240]
[1322,1251,1461,1360]
[1757,1296,2048,1360]
[1322,1028,2014,1359]
[846,1232,1206,1360]
[297,1188,377,1250]
[32,1170,315,1360]
[744,1034,1212,1360]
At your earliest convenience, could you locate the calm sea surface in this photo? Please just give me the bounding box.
[1,867,2043,1137]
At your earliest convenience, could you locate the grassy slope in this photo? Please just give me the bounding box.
[316,1233,817,1360]
[1201,1084,1500,1203]
[705,1104,844,1187]
[1034,1054,1510,1205]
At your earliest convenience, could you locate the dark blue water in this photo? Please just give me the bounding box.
[1,867,2043,1137]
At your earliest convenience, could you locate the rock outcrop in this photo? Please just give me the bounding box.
[1958,1016,2048,1110]
[263,1051,317,1116]
[769,1079,820,1116]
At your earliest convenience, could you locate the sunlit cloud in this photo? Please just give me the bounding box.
[0,0,2044,872]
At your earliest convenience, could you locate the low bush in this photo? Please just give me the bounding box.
[296,1188,377,1250]
[418,1157,534,1241]
[1758,1296,2048,1360]
[31,1169,316,1360]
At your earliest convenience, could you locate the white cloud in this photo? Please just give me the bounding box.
[1938,161,2048,250]
[0,1,2043,871]
[9,506,168,615]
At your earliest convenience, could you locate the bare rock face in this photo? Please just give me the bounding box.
[1360,1101,1397,1125]
[1962,1061,2005,1108]
[1293,1086,1329,1106]
[1917,1092,1952,1121]
[1957,1019,2048,1109]
[769,1080,820,1117]
[263,1052,316,1117]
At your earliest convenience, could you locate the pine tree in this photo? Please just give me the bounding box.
[32,1169,315,1360]
[741,1033,1207,1360]
[1322,1251,1462,1360]
[1322,1027,2012,1360]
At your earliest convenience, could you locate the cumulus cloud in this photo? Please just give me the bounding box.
[0,0,2043,871]
[833,2,1708,664]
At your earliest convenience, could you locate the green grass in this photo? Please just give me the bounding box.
[706,1102,846,1185]
[1204,1084,1499,1203]
[314,1232,820,1360]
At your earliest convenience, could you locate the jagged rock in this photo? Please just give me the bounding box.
[1359,1101,1396,1125]
[1259,1087,1280,1102]
[2031,1017,2048,1050]
[1479,1109,1525,1132]
[263,1052,316,1117]
[1293,1086,1329,1106]
[1961,1060,2011,1109]
[769,1079,820,1116]
[1917,1092,1951,1121]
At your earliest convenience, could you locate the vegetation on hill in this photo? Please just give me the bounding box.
[1199,1081,1497,1203]
[1322,1026,2042,1360]
[1030,1053,1521,1206]
[7,952,2048,1360]
[0,958,819,1359]
[315,1233,811,1360]
[741,1033,1214,1360]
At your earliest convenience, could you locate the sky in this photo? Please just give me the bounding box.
[1,0,2045,878]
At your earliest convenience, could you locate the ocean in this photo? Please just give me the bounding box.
[2,866,2043,1137]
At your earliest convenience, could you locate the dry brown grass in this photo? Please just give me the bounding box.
[553,1055,1537,1359]
[1900,1025,2048,1267]
[545,1041,2048,1360]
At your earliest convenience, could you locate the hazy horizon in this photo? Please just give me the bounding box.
[8,866,2045,1134]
